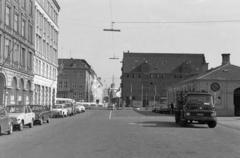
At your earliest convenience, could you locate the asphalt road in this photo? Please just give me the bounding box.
[0,110,240,158]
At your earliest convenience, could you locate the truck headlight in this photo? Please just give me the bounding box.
[186,112,190,116]
[211,112,216,117]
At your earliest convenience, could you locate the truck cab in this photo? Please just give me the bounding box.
[174,91,217,128]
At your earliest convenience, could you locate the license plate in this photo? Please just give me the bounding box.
[197,113,204,116]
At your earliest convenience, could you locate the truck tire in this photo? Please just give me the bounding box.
[208,121,217,128]
[180,113,187,127]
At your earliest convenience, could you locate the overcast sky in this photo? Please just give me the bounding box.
[58,0,240,87]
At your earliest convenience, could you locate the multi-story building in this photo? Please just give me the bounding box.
[90,69,103,103]
[0,0,35,106]
[121,52,209,107]
[57,58,103,103]
[33,0,60,106]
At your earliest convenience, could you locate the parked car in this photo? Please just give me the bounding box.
[29,105,52,125]
[0,107,13,135]
[52,104,68,118]
[6,105,35,131]
[75,103,85,113]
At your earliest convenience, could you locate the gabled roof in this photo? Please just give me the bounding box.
[58,58,91,70]
[123,52,207,74]
[169,63,240,87]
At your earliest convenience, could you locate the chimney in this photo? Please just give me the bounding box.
[221,54,230,65]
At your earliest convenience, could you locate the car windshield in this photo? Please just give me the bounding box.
[185,94,214,110]
[30,106,43,112]
[53,105,63,109]
[6,106,24,113]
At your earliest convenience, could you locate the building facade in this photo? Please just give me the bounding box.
[57,58,103,103]
[90,70,103,103]
[0,0,35,106]
[121,52,209,107]
[168,54,240,117]
[33,0,60,106]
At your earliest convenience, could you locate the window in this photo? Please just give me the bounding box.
[21,48,25,66]
[29,24,33,43]
[29,0,33,16]
[58,81,62,89]
[38,60,41,75]
[22,0,26,9]
[79,84,83,89]
[64,70,68,77]
[73,71,77,77]
[79,93,83,100]
[73,92,77,99]
[64,81,68,88]
[21,20,26,37]
[13,44,19,62]
[72,81,77,89]
[28,52,32,68]
[14,14,19,32]
[5,6,11,26]
[4,38,10,59]
[42,63,45,76]
[79,71,83,77]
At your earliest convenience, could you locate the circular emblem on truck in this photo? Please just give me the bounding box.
[211,83,220,92]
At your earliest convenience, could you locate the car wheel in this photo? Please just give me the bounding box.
[7,123,13,135]
[19,121,23,131]
[46,117,50,123]
[0,127,2,136]
[39,118,43,125]
[29,120,33,128]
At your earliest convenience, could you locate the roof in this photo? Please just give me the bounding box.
[58,58,91,70]
[123,52,207,74]
[169,63,240,87]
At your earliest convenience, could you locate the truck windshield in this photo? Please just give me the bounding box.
[185,94,214,110]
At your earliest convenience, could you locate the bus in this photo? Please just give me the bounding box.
[56,98,77,115]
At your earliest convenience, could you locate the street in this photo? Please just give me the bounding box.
[0,110,240,158]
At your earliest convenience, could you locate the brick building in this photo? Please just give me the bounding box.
[168,54,240,116]
[121,52,209,107]
[57,58,103,103]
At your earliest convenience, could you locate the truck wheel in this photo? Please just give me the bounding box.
[180,114,187,127]
[175,116,179,124]
[208,121,217,128]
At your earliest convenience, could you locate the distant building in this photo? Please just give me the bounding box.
[168,54,240,117]
[121,52,209,107]
[0,0,35,106]
[90,69,103,103]
[57,58,103,102]
[33,0,60,106]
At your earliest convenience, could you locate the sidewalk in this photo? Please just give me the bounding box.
[217,117,240,130]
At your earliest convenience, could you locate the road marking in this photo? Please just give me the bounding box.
[112,116,165,119]
[129,122,157,126]
[109,111,112,119]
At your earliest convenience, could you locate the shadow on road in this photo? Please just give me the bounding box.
[133,110,172,117]
[135,121,209,129]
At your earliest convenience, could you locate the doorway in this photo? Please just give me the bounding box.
[234,88,240,116]
[0,74,6,105]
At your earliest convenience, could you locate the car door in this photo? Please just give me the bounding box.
[0,109,8,131]
[27,106,34,122]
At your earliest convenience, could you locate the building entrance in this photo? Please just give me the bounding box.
[234,88,240,116]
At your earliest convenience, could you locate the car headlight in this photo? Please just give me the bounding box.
[185,112,190,116]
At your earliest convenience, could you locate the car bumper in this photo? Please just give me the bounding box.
[184,116,217,122]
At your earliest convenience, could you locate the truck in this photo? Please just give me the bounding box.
[174,91,217,128]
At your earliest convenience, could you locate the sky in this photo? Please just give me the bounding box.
[58,0,240,88]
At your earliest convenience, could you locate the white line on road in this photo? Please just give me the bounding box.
[109,111,112,119]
